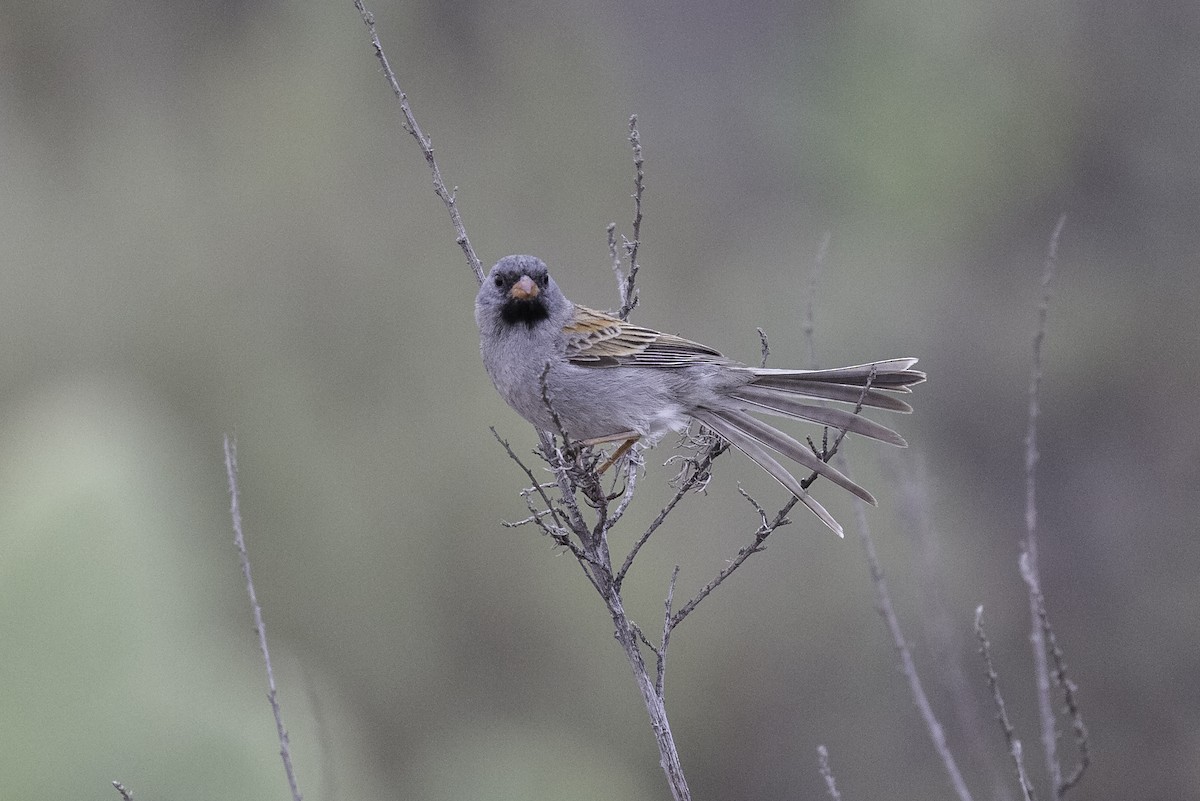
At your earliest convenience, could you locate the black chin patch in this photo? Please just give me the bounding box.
[501,298,550,327]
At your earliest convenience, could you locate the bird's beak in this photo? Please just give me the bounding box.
[509,275,540,300]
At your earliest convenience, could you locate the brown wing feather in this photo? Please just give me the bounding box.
[564,305,723,367]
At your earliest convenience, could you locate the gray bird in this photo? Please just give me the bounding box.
[476,254,925,535]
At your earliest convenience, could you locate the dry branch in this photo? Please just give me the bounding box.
[224,436,303,801]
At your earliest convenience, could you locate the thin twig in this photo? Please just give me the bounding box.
[538,362,572,444]
[112,781,134,801]
[975,606,1038,801]
[608,222,626,309]
[617,115,645,320]
[223,436,303,801]
[491,428,571,537]
[1020,554,1090,797]
[657,566,681,698]
[669,496,797,630]
[1024,214,1067,792]
[615,441,726,588]
[844,457,974,801]
[797,366,874,492]
[885,450,1005,794]
[605,455,641,529]
[756,327,770,368]
[816,745,844,801]
[353,0,483,283]
[663,367,874,626]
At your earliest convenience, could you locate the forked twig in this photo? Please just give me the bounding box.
[615,439,727,588]
[1020,554,1091,797]
[353,0,483,284]
[976,606,1038,801]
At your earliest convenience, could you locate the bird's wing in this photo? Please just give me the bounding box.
[563,305,724,367]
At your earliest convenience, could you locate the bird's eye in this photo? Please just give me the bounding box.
[494,276,504,287]
[537,274,548,286]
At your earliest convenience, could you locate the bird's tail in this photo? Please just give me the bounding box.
[695,358,925,536]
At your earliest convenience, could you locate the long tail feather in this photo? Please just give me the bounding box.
[754,359,925,388]
[748,359,926,413]
[687,359,923,536]
[692,409,844,536]
[731,385,907,446]
[713,409,876,504]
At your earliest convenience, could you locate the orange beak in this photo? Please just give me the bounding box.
[509,275,540,300]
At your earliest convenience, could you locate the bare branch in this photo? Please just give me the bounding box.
[1020,554,1091,797]
[608,222,625,308]
[223,436,304,801]
[797,365,874,492]
[353,0,483,283]
[1023,213,1067,792]
[605,453,641,529]
[844,455,974,801]
[885,450,1005,793]
[660,365,877,629]
[112,781,134,801]
[816,746,844,801]
[616,115,645,320]
[536,433,597,552]
[657,565,681,698]
[615,438,726,588]
[669,496,797,631]
[756,327,770,368]
[609,592,691,801]
[490,428,570,536]
[537,362,572,445]
[975,606,1038,801]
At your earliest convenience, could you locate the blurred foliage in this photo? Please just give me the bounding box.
[2,0,1198,799]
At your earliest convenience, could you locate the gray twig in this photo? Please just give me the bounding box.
[112,781,134,801]
[353,0,483,284]
[615,438,727,588]
[1023,214,1067,793]
[616,115,645,320]
[513,426,690,799]
[664,367,876,630]
[608,223,626,310]
[885,450,1004,794]
[668,496,797,630]
[816,745,844,801]
[975,606,1038,801]
[657,565,681,698]
[1020,554,1091,797]
[845,459,974,801]
[756,327,770,368]
[223,436,304,801]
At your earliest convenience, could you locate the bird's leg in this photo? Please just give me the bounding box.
[591,436,640,475]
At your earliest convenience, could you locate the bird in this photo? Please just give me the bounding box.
[475,254,925,535]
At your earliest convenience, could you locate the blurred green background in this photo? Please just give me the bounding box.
[2,0,1198,799]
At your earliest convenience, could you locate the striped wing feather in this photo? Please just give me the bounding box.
[563,305,723,367]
